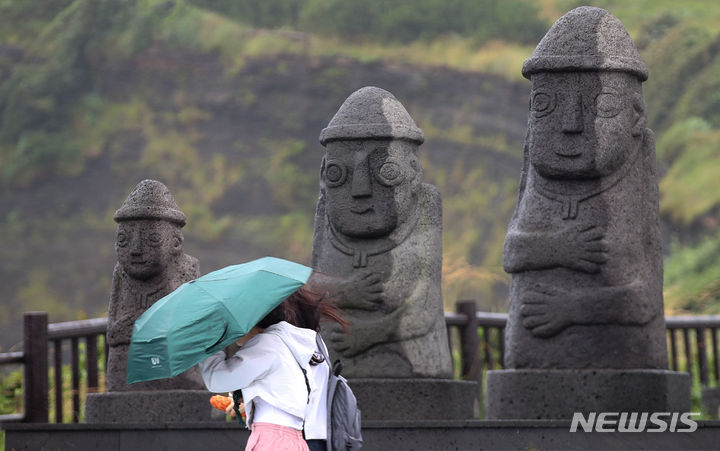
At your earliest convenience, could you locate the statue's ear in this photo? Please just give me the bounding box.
[319,156,327,189]
[631,95,646,137]
[172,229,184,253]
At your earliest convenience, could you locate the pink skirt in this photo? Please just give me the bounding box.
[245,422,310,451]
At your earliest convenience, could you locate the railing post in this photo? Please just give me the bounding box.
[669,328,679,371]
[87,335,99,394]
[683,328,693,376]
[712,328,719,386]
[456,301,479,379]
[71,337,80,422]
[23,312,49,423]
[697,328,709,386]
[53,339,63,423]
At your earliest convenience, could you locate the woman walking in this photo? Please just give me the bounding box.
[199,277,346,451]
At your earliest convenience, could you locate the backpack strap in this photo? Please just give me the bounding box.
[316,333,335,447]
[315,333,339,375]
[231,390,246,426]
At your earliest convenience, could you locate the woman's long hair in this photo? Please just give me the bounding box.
[256,272,348,366]
[257,272,348,333]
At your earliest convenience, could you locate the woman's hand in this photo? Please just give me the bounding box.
[225,394,245,419]
[225,399,236,417]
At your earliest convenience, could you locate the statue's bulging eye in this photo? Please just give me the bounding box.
[376,161,406,186]
[530,91,556,118]
[147,232,163,247]
[594,92,623,118]
[531,92,555,116]
[324,162,347,187]
[116,232,128,247]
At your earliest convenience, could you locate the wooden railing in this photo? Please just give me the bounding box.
[666,316,720,387]
[0,312,107,424]
[446,301,720,389]
[2,306,720,423]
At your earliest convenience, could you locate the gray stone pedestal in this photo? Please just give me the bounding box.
[348,378,478,420]
[486,369,690,419]
[85,390,224,423]
[8,420,720,450]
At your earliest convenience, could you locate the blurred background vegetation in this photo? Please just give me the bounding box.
[1,0,720,353]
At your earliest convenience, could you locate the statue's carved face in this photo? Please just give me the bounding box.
[528,71,645,180]
[115,219,182,280]
[322,139,421,238]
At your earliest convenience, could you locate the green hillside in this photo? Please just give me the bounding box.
[1,0,720,350]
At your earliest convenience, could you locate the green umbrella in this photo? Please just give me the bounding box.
[126,256,312,385]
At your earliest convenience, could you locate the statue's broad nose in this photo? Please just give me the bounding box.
[351,157,372,197]
[130,234,143,255]
[561,94,584,134]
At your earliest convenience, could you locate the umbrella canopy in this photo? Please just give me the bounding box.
[126,256,312,385]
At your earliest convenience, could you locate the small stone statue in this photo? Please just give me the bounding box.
[502,6,666,369]
[312,86,452,378]
[106,179,203,391]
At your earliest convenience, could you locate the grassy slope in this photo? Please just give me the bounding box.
[1,0,720,353]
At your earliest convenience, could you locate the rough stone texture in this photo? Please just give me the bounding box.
[87,180,210,424]
[7,420,720,451]
[84,390,224,423]
[312,87,452,379]
[701,387,720,419]
[486,369,690,420]
[106,179,203,392]
[504,6,665,370]
[521,7,648,81]
[491,6,689,418]
[348,379,477,420]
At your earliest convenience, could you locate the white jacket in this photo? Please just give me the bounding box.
[198,321,326,434]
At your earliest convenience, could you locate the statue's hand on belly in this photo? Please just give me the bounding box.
[559,223,609,274]
[328,318,375,358]
[336,270,384,311]
[519,283,578,338]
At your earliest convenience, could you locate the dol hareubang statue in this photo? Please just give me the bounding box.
[487,7,689,420]
[311,87,452,379]
[87,180,218,423]
[106,179,203,391]
[502,6,666,369]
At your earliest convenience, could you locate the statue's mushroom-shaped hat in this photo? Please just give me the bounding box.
[114,179,187,226]
[320,86,424,146]
[522,6,648,81]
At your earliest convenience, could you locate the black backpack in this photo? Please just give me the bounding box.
[316,334,363,451]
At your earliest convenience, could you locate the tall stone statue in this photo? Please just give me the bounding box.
[87,180,215,423]
[311,87,476,421]
[106,179,203,391]
[311,86,452,380]
[486,6,689,418]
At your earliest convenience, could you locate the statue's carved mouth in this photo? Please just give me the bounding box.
[350,206,373,215]
[131,260,147,265]
[554,148,582,157]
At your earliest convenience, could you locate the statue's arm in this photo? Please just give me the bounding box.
[329,266,438,358]
[106,264,134,346]
[503,229,558,273]
[504,223,609,274]
[329,187,443,356]
[519,277,660,337]
[357,272,436,339]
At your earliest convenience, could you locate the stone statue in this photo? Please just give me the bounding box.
[486,7,688,419]
[311,86,453,379]
[106,179,203,391]
[502,5,665,369]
